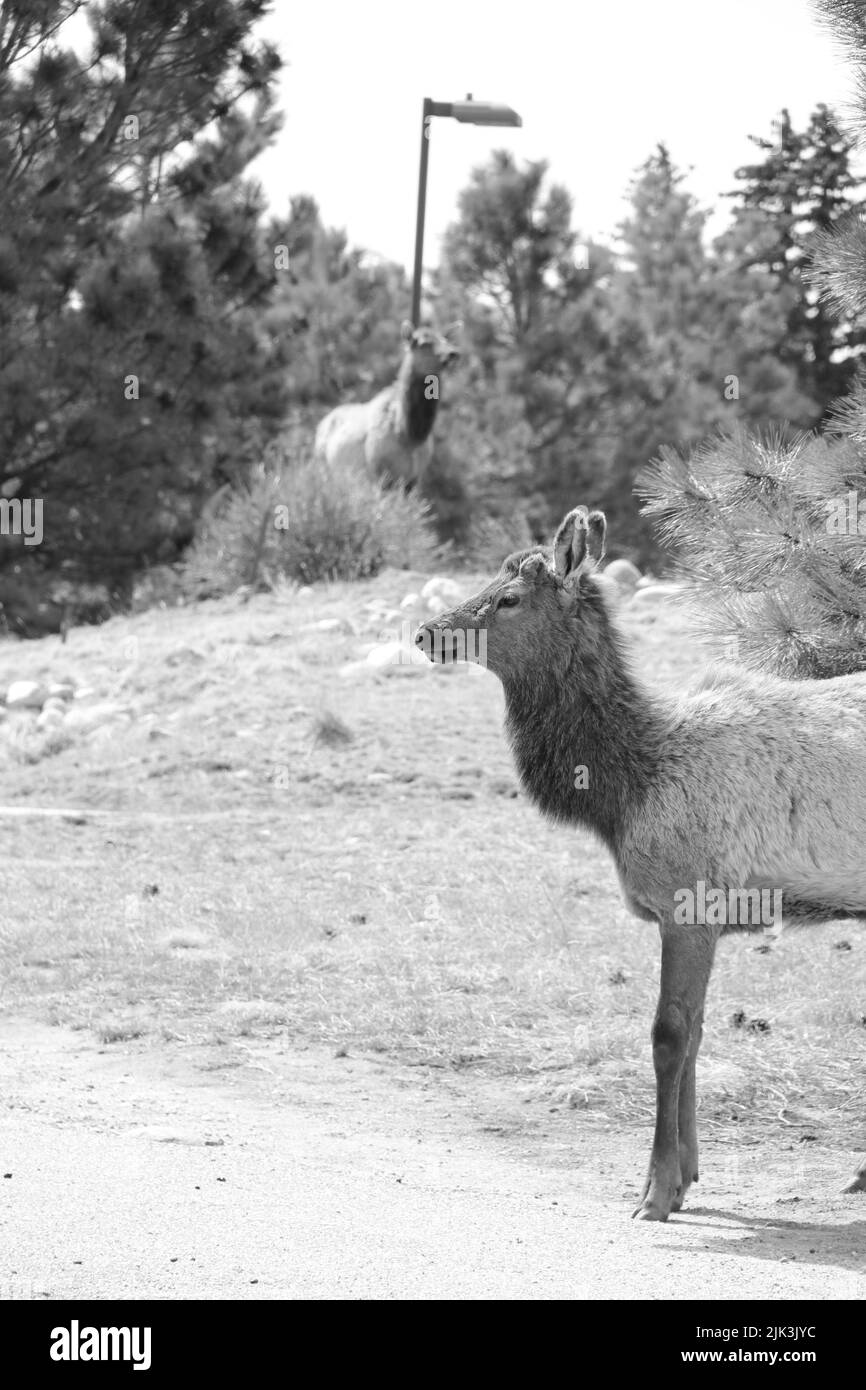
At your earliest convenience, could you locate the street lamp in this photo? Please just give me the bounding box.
[411,94,522,327]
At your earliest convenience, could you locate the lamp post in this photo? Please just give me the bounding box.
[411,94,522,327]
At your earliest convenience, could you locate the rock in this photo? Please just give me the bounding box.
[36,706,65,731]
[420,576,463,609]
[400,592,420,609]
[296,587,314,600]
[40,697,67,716]
[5,680,47,709]
[337,660,379,680]
[47,683,75,701]
[63,701,132,732]
[365,641,429,670]
[603,559,642,593]
[630,582,683,604]
[164,647,205,667]
[301,617,353,635]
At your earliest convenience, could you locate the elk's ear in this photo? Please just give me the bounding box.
[553,506,607,585]
[586,510,607,563]
[400,319,414,343]
[518,553,548,582]
[553,506,589,582]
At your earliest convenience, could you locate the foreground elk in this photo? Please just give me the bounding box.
[416,506,866,1220]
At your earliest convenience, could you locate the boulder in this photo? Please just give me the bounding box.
[420,576,464,611]
[63,701,132,732]
[630,582,683,604]
[40,696,68,716]
[5,680,47,709]
[603,559,642,593]
[36,706,65,731]
[365,640,429,670]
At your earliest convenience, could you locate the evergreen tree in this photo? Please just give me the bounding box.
[265,195,409,410]
[438,151,673,558]
[0,0,284,623]
[706,206,819,430]
[609,145,726,502]
[724,103,866,416]
[638,12,866,680]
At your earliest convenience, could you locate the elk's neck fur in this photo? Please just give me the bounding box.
[395,354,439,445]
[502,585,666,850]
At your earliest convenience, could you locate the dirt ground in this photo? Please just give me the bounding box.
[2,1016,864,1301]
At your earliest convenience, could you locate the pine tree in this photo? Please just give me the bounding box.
[724,103,866,416]
[0,0,284,626]
[638,11,866,680]
[438,150,692,558]
[265,195,409,410]
[608,145,727,508]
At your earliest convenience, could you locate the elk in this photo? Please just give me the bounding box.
[416,505,866,1221]
[314,321,460,488]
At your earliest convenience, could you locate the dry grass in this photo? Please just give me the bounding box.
[0,568,863,1159]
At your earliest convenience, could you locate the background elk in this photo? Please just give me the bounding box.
[314,321,460,488]
[417,505,866,1221]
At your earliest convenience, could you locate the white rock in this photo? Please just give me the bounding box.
[48,683,75,700]
[603,559,642,592]
[338,659,378,679]
[420,576,464,607]
[400,592,420,609]
[41,696,67,716]
[630,582,682,604]
[5,680,47,709]
[296,587,314,600]
[37,706,65,731]
[63,701,132,732]
[365,641,429,670]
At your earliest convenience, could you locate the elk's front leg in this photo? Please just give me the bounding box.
[670,1012,703,1212]
[634,923,717,1222]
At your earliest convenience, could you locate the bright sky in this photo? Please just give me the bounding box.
[249,0,863,267]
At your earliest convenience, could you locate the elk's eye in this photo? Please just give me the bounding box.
[498,593,520,608]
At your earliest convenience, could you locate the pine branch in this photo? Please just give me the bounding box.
[637,426,866,678]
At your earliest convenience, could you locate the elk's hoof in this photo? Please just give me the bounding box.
[632,1199,670,1222]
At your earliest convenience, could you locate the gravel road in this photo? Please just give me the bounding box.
[2,1019,864,1300]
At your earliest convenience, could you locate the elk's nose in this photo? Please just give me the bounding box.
[416,623,456,663]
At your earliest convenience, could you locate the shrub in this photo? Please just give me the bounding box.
[181,432,441,596]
